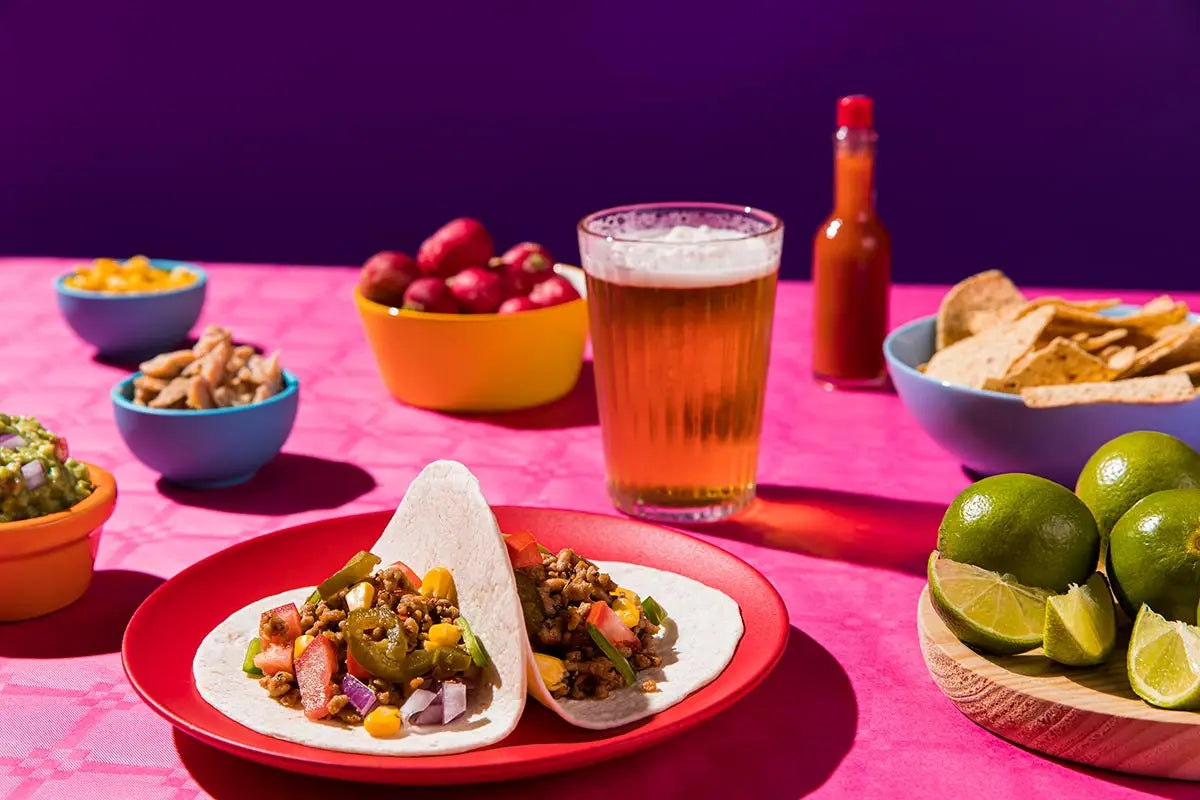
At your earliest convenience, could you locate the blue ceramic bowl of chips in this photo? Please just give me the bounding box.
[884,306,1200,487]
[55,260,207,360]
[111,370,299,489]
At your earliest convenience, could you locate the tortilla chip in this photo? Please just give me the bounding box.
[1167,361,1200,387]
[925,306,1055,389]
[1143,295,1177,315]
[982,337,1112,393]
[1098,344,1122,360]
[1108,345,1139,373]
[1014,296,1122,317]
[1079,329,1129,352]
[1120,324,1200,377]
[1020,374,1196,409]
[935,270,1026,350]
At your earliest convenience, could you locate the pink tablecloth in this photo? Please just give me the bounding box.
[0,257,1196,800]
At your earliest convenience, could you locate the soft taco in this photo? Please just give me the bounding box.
[503,530,744,730]
[192,460,528,755]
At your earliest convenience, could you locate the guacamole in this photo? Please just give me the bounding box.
[0,415,93,523]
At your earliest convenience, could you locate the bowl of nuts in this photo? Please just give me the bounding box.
[56,256,207,359]
[110,326,299,488]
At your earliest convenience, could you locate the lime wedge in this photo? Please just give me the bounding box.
[1044,572,1117,667]
[927,551,1051,655]
[1128,604,1200,710]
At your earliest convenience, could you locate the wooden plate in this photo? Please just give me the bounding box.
[918,586,1200,780]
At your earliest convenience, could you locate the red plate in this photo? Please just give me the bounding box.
[122,506,788,785]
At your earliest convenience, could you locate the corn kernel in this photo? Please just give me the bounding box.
[424,623,462,650]
[293,634,314,660]
[612,587,641,628]
[363,705,402,738]
[534,653,567,693]
[345,581,376,612]
[418,567,457,603]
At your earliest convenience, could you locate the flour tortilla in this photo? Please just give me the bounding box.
[522,561,744,730]
[193,460,528,755]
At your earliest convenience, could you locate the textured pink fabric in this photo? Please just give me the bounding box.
[1,257,1197,799]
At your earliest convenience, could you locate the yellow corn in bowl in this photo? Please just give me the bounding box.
[353,266,588,412]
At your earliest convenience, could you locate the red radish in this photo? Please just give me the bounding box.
[496,242,553,297]
[447,266,504,314]
[587,602,641,652]
[253,643,294,676]
[529,275,580,308]
[295,634,338,720]
[358,251,421,307]
[403,277,459,313]
[416,218,494,278]
[497,297,539,314]
[258,603,303,647]
[504,531,543,568]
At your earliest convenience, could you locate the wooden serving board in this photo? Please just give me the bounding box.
[918,586,1200,780]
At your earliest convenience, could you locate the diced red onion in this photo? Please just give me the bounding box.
[400,688,438,724]
[411,699,444,726]
[340,674,377,716]
[20,461,45,490]
[0,434,27,449]
[440,681,467,724]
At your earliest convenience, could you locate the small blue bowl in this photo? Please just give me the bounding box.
[884,306,1200,487]
[56,260,207,359]
[111,370,300,489]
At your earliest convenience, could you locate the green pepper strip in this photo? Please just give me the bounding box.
[242,637,263,676]
[587,623,635,686]
[317,550,381,600]
[642,596,668,626]
[305,589,321,606]
[513,571,545,638]
[456,616,491,668]
[344,607,438,683]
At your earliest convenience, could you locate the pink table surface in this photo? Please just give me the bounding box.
[1,257,1197,800]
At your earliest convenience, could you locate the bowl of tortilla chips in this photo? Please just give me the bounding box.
[884,270,1200,485]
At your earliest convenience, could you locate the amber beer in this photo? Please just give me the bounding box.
[578,203,783,523]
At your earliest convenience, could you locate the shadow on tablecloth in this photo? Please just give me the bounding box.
[0,569,164,657]
[89,336,271,372]
[174,624,855,799]
[678,484,940,577]
[445,361,599,430]
[156,453,376,515]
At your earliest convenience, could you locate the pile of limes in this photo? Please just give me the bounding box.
[929,431,1200,710]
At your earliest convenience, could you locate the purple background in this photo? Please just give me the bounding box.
[1,1,1197,288]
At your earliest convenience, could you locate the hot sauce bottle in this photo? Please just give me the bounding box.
[812,94,892,388]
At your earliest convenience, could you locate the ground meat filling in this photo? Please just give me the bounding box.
[518,548,661,700]
[258,565,480,724]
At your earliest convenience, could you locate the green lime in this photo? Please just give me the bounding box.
[1043,572,1117,667]
[1109,488,1200,623]
[937,473,1100,592]
[927,551,1051,655]
[1127,604,1200,710]
[1076,431,1200,541]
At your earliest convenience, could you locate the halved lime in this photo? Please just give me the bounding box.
[1128,604,1200,710]
[1043,572,1116,667]
[927,551,1051,655]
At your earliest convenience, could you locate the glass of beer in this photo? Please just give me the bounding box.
[577,202,783,523]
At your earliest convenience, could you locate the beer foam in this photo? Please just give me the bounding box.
[583,225,779,288]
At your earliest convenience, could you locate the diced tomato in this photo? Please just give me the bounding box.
[391,560,422,592]
[295,634,338,721]
[253,642,294,676]
[587,601,641,652]
[54,436,69,462]
[258,603,303,647]
[505,531,543,569]
[345,650,371,680]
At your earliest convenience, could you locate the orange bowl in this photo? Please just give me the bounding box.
[353,265,589,412]
[0,463,116,621]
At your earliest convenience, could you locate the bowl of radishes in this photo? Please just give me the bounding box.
[353,217,588,412]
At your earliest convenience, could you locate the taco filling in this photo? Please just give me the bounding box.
[242,550,489,736]
[506,531,668,700]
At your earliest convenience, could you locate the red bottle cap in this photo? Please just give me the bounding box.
[837,95,874,129]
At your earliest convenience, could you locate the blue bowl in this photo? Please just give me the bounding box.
[111,370,300,489]
[884,307,1200,487]
[56,260,207,359]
